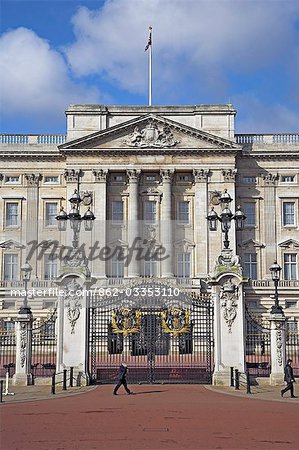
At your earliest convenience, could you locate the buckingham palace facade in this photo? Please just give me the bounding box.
[0,104,298,384]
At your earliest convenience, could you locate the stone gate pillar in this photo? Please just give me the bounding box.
[13,311,33,385]
[56,271,92,384]
[209,258,247,385]
[269,313,287,386]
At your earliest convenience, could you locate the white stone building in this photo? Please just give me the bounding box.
[0,104,298,384]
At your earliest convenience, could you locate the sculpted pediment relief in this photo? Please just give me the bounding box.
[59,114,239,153]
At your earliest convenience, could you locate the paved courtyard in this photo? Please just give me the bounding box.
[1,384,298,450]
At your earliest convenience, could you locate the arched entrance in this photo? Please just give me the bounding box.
[88,281,214,384]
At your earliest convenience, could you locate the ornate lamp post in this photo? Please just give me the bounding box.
[56,173,95,248]
[207,189,246,249]
[19,261,32,315]
[269,261,284,315]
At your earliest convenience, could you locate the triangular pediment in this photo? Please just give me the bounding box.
[238,239,265,248]
[0,239,25,249]
[59,114,239,153]
[278,239,299,249]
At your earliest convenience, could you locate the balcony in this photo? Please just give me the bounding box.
[247,279,299,288]
[0,134,67,145]
[235,134,299,145]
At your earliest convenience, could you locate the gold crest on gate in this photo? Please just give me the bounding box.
[161,308,190,337]
[112,308,141,337]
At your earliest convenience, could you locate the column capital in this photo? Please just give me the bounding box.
[25,173,42,186]
[222,168,237,181]
[193,169,211,183]
[64,169,83,183]
[93,168,108,182]
[127,169,141,182]
[260,172,279,185]
[160,169,174,182]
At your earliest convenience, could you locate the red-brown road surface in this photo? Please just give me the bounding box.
[1,385,298,450]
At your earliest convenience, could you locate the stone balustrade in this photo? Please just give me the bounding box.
[235,134,299,144]
[0,134,67,145]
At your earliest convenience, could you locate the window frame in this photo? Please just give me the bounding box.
[3,253,18,281]
[177,201,190,225]
[111,200,124,225]
[177,252,191,278]
[44,254,58,280]
[45,202,58,227]
[243,252,257,280]
[282,201,296,227]
[5,202,19,227]
[283,253,297,280]
[144,200,157,224]
[243,202,256,227]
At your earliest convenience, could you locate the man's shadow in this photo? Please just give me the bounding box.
[133,390,168,395]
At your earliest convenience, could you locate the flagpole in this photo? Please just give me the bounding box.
[149,36,152,106]
[146,25,152,106]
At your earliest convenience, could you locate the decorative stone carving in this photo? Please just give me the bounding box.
[80,191,93,206]
[20,323,27,368]
[222,169,237,181]
[93,169,108,182]
[220,279,238,333]
[193,169,211,182]
[124,120,180,148]
[275,322,283,366]
[209,191,221,206]
[260,172,279,185]
[218,249,240,267]
[64,279,82,334]
[145,225,157,241]
[25,173,42,186]
[64,169,82,182]
[160,169,174,182]
[126,169,141,182]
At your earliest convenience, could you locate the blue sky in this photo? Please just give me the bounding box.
[1,0,299,134]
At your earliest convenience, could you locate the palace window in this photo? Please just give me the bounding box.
[5,203,19,227]
[112,201,124,224]
[243,253,257,279]
[281,175,295,183]
[243,202,256,226]
[283,202,295,226]
[178,201,189,224]
[243,176,257,184]
[144,255,157,277]
[144,201,156,224]
[3,321,15,332]
[45,203,57,226]
[44,176,59,183]
[145,174,157,181]
[5,176,20,183]
[284,254,297,280]
[287,321,298,332]
[3,254,18,281]
[44,254,57,280]
[111,253,124,278]
[285,300,298,309]
[177,253,191,278]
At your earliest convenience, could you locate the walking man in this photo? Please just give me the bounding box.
[281,359,296,398]
[113,363,133,395]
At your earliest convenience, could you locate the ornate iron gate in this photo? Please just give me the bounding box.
[88,282,214,384]
[245,307,271,377]
[286,321,299,377]
[31,309,57,378]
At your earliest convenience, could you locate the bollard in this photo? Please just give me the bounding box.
[0,380,3,403]
[51,373,56,395]
[246,371,251,394]
[230,367,234,387]
[63,369,67,391]
[70,367,74,388]
[234,369,240,390]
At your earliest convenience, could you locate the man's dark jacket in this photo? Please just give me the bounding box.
[284,364,294,382]
[117,365,127,381]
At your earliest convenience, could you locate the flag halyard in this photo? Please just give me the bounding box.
[145,26,152,51]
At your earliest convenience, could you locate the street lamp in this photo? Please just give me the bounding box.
[56,173,95,248]
[207,189,246,249]
[19,261,32,314]
[269,261,284,315]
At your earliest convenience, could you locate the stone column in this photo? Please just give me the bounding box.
[13,311,33,385]
[269,313,287,386]
[56,276,89,384]
[193,169,210,276]
[127,169,140,278]
[25,173,41,278]
[92,169,108,279]
[261,173,279,275]
[210,273,246,385]
[160,169,174,278]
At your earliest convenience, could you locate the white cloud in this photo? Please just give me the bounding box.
[65,0,299,98]
[0,27,101,122]
[234,94,299,133]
